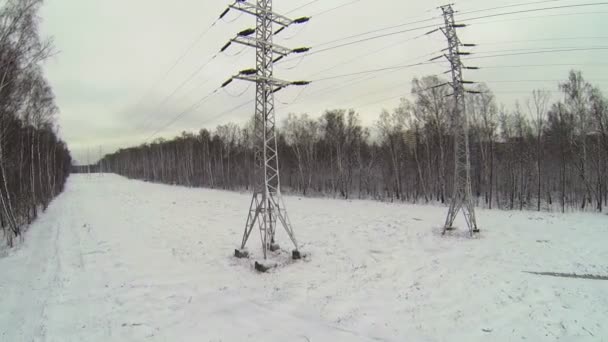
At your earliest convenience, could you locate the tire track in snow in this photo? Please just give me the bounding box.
[0,200,64,342]
[35,218,62,340]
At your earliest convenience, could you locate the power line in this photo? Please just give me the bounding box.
[284,49,607,110]
[128,16,221,116]
[330,75,441,110]
[304,23,440,57]
[478,36,608,45]
[473,45,608,54]
[198,99,254,128]
[276,85,309,105]
[493,90,560,94]
[142,0,311,143]
[277,3,607,65]
[311,61,431,82]
[273,1,608,74]
[275,25,432,68]
[135,1,608,145]
[281,0,363,39]
[281,75,608,114]
[478,63,608,68]
[459,2,608,22]
[313,16,440,48]
[276,54,306,70]
[483,79,608,83]
[220,10,244,23]
[282,47,444,108]
[458,0,564,15]
[470,10,608,26]
[147,87,221,141]
[154,88,254,140]
[464,47,608,60]
[299,2,605,53]
[355,93,404,109]
[285,0,321,14]
[310,0,363,17]
[223,46,248,57]
[279,21,309,41]
[128,3,242,139]
[222,83,253,97]
[137,52,220,133]
[277,73,378,110]
[279,73,377,108]
[308,32,429,77]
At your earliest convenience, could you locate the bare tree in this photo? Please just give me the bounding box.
[283,113,319,195]
[0,0,71,247]
[469,84,497,208]
[588,86,607,211]
[527,89,550,211]
[412,76,450,203]
[560,70,594,209]
[103,70,605,215]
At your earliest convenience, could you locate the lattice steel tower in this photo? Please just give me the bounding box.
[437,4,480,236]
[220,0,309,260]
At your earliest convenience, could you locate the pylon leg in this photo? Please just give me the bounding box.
[236,193,264,258]
[259,200,269,260]
[275,204,298,250]
[241,194,259,248]
[267,195,297,246]
[443,197,461,234]
[461,202,479,236]
[237,192,300,260]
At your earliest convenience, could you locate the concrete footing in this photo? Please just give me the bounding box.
[234,249,249,258]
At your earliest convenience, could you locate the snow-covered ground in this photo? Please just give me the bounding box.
[1,174,607,342]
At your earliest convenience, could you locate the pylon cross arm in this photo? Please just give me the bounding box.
[229,1,293,27]
[233,75,292,88]
[232,36,292,56]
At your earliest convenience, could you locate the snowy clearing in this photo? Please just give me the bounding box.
[1,174,607,341]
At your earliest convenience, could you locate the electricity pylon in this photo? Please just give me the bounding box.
[99,146,103,176]
[430,4,481,236]
[87,148,91,177]
[220,0,310,260]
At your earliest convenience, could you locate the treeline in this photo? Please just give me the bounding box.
[1,0,72,247]
[104,70,607,213]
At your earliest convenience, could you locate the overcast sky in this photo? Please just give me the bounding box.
[38,0,606,164]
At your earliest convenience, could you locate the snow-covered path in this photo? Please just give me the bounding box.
[1,174,607,341]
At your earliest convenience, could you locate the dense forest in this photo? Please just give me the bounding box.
[103,70,607,213]
[0,0,72,247]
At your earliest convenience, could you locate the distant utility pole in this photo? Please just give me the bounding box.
[220,0,310,261]
[98,146,103,176]
[429,4,481,236]
[87,148,91,177]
